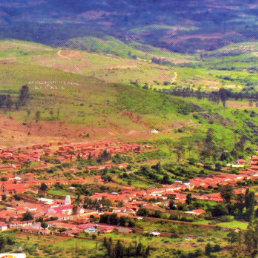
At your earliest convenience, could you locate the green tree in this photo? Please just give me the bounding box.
[114,240,124,258]
[35,110,41,122]
[41,221,48,229]
[201,128,218,161]
[136,242,143,256]
[0,236,6,251]
[186,193,192,205]
[137,207,150,217]
[22,211,33,221]
[220,185,235,204]
[244,219,258,256]
[235,194,245,219]
[18,85,29,106]
[245,190,255,221]
[205,243,213,256]
[211,203,228,217]
[227,231,238,250]
[39,183,48,191]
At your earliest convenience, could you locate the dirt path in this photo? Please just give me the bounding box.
[171,71,177,83]
[57,50,71,60]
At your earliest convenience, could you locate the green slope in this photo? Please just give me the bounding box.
[0,40,256,159]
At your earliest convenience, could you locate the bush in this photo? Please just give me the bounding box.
[213,244,221,252]
[218,215,234,222]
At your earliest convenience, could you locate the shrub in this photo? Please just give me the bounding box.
[218,215,234,222]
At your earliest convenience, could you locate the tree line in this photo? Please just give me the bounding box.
[0,85,30,109]
[160,87,257,107]
[99,213,136,227]
[103,237,150,258]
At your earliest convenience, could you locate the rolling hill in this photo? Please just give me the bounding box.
[0,0,257,53]
[0,40,256,163]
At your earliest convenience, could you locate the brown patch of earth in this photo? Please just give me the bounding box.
[227,101,256,109]
[0,114,152,148]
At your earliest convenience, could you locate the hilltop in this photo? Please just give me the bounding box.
[0,0,257,53]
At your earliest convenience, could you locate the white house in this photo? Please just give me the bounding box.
[0,222,8,231]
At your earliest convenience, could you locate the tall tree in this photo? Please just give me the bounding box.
[244,219,258,255]
[18,85,29,106]
[221,185,235,204]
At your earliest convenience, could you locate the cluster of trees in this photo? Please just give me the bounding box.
[0,235,15,252]
[205,243,221,256]
[161,86,257,107]
[136,161,207,185]
[200,128,255,165]
[22,211,34,221]
[136,207,163,219]
[169,193,200,211]
[112,154,133,164]
[103,238,150,258]
[97,150,112,163]
[136,165,170,185]
[0,85,30,109]
[83,196,112,211]
[210,186,257,222]
[100,213,135,227]
[151,57,172,65]
[226,219,258,257]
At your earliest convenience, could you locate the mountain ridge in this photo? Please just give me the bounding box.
[0,0,257,53]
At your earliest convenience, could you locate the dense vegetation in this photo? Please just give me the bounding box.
[0,0,257,53]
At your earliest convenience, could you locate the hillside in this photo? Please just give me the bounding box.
[0,40,257,164]
[1,40,257,94]
[0,0,257,53]
[0,2,257,257]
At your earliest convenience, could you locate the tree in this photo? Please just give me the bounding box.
[213,244,221,252]
[98,149,112,163]
[221,185,235,204]
[211,203,228,217]
[227,231,238,250]
[186,193,192,205]
[14,194,21,201]
[234,135,247,153]
[218,88,230,107]
[6,95,13,109]
[175,144,185,162]
[18,85,29,106]
[144,246,151,257]
[35,110,41,122]
[136,242,143,256]
[244,219,258,256]
[245,190,255,221]
[22,211,33,221]
[39,183,48,192]
[202,128,218,161]
[161,174,171,184]
[205,243,213,256]
[114,240,124,258]
[235,194,245,219]
[137,207,150,217]
[169,199,176,210]
[0,236,6,252]
[41,221,48,229]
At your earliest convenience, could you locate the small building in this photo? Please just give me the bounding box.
[150,129,159,134]
[84,227,98,234]
[150,231,160,237]
[0,222,8,231]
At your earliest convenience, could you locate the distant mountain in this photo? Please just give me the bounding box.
[0,0,257,53]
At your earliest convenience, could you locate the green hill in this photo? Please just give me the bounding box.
[0,40,256,163]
